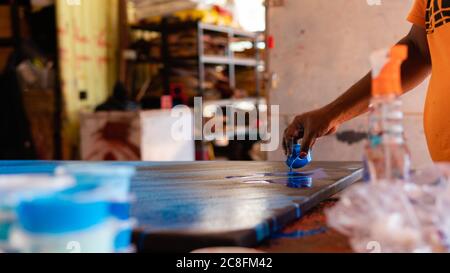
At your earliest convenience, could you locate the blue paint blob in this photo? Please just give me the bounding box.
[271,227,327,239]
[286,144,312,170]
[225,169,332,190]
[263,171,315,177]
[286,176,313,189]
[240,176,314,189]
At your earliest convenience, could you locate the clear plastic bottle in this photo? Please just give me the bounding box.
[364,45,411,183]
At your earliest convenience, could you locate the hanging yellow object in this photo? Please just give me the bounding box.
[56,0,119,159]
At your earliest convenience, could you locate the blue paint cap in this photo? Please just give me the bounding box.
[286,144,312,169]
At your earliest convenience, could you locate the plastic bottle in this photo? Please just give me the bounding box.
[364,45,411,183]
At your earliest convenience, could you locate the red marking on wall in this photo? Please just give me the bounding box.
[96,29,111,48]
[75,55,92,68]
[74,26,89,44]
[59,47,68,61]
[76,55,92,62]
[57,27,67,35]
[97,56,110,65]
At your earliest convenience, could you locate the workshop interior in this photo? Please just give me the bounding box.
[0,0,449,256]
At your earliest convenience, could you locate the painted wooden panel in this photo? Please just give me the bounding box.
[131,161,362,252]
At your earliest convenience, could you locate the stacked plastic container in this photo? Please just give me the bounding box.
[0,163,136,253]
[0,175,74,252]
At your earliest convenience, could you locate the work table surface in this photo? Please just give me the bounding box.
[0,160,357,253]
[258,199,352,253]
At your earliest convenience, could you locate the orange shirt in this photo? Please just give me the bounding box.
[408,0,450,161]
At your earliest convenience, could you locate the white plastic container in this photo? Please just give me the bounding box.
[9,220,118,253]
[9,196,123,253]
[55,164,137,251]
[55,164,136,201]
[0,175,74,249]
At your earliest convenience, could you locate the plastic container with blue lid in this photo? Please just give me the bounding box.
[54,164,137,252]
[0,175,74,247]
[55,164,136,201]
[10,196,125,253]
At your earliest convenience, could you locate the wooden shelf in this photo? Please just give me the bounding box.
[131,21,259,38]
[203,97,266,108]
[198,23,258,38]
[126,53,262,67]
[201,55,261,67]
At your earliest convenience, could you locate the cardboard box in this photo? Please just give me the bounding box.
[80,109,195,161]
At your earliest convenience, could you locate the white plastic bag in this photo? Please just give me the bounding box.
[326,164,450,253]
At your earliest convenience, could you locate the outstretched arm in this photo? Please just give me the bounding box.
[283,25,431,156]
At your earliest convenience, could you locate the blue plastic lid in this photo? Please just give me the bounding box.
[114,228,132,251]
[0,161,60,174]
[110,202,131,220]
[286,144,312,169]
[17,197,110,234]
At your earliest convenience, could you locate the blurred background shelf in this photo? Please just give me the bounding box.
[125,21,264,99]
[201,55,262,67]
[124,18,266,161]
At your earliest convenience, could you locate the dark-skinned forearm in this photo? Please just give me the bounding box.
[322,28,431,127]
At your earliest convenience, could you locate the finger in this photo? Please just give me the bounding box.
[287,129,301,156]
[282,129,289,156]
[291,125,304,151]
[284,135,293,156]
[283,127,296,156]
[283,128,294,156]
[297,126,305,139]
[284,118,305,156]
[300,133,315,158]
[287,137,294,156]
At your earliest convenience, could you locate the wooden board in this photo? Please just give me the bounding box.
[130,161,362,252]
[0,160,362,253]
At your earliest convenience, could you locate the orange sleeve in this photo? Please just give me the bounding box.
[407,0,426,27]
